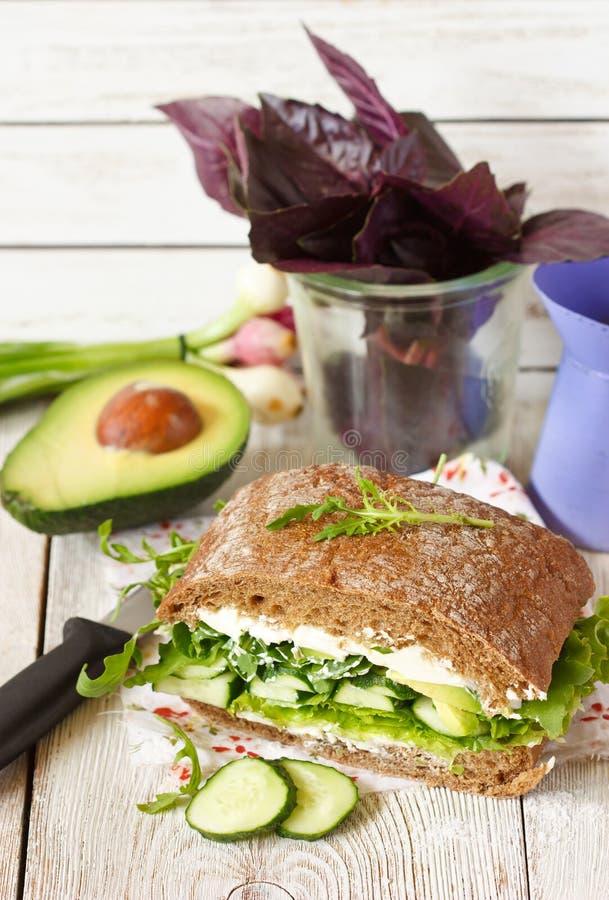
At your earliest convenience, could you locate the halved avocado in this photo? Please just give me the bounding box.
[0,361,249,534]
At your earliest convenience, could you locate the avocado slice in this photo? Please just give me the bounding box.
[433,701,486,737]
[0,360,249,534]
[397,678,482,713]
[412,696,486,737]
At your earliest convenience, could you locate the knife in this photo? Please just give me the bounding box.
[0,586,155,770]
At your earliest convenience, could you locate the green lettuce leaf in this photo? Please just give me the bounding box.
[129,599,609,757]
[518,596,609,739]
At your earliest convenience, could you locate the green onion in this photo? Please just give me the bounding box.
[0,262,288,407]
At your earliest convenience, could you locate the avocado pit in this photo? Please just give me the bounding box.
[96,382,202,454]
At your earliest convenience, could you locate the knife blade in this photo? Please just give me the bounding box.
[0,585,155,771]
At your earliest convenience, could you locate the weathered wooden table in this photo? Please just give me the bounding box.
[1,3,609,898]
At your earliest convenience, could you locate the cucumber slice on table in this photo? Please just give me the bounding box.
[186,758,296,841]
[276,759,359,841]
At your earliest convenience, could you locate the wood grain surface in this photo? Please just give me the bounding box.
[0,1,607,122]
[1,2,608,898]
[0,248,561,368]
[1,122,608,246]
[0,404,48,900]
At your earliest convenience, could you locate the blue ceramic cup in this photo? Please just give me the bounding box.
[529,258,609,550]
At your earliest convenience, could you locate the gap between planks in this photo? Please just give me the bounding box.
[0,122,608,246]
[1,1,608,121]
[0,402,50,900]
[2,117,609,127]
[0,247,562,370]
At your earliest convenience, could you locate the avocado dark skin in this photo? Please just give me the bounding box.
[0,361,250,535]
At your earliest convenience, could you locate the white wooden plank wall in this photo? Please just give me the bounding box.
[1,2,607,122]
[0,3,608,899]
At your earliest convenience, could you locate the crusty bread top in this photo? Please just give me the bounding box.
[158,464,594,707]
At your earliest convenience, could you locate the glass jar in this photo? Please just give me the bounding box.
[290,262,526,474]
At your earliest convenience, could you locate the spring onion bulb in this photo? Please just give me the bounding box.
[186,263,289,349]
[209,363,304,424]
[199,317,296,367]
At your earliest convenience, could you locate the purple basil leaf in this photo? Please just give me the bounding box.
[244,99,363,211]
[260,94,375,188]
[230,107,262,209]
[504,182,528,220]
[158,97,253,217]
[377,133,427,182]
[305,27,407,147]
[389,225,451,271]
[234,106,262,179]
[400,113,462,186]
[248,195,363,262]
[395,163,521,254]
[243,125,307,211]
[353,186,489,279]
[353,189,448,271]
[297,204,371,261]
[510,209,609,264]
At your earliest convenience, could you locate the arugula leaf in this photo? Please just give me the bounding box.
[76,620,159,698]
[138,716,202,814]
[432,453,448,485]
[266,467,493,542]
[98,519,197,612]
[266,503,324,531]
[137,792,185,815]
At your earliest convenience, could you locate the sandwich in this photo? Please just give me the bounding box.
[129,463,607,797]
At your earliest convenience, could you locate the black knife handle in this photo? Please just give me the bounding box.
[0,617,131,770]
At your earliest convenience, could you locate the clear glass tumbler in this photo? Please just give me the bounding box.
[290,262,526,474]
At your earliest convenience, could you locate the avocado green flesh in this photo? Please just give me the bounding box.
[0,361,250,533]
[399,678,482,713]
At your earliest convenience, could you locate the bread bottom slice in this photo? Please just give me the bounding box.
[188,700,551,798]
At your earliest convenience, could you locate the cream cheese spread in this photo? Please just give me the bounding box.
[196,605,473,689]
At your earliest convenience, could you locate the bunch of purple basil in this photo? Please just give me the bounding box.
[159,28,609,469]
[159,27,609,280]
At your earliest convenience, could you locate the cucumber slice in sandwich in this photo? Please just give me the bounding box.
[186,757,296,841]
[176,657,228,679]
[155,670,241,708]
[351,673,415,700]
[276,759,359,841]
[333,681,397,712]
[249,673,313,704]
